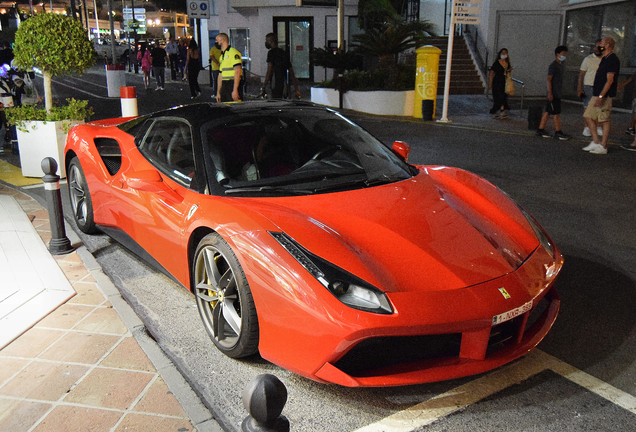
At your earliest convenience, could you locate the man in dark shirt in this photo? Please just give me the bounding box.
[150,42,167,90]
[583,36,620,154]
[260,33,301,99]
[536,45,570,140]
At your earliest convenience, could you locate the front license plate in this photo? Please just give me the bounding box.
[492,300,533,326]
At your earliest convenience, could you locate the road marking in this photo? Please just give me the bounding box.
[58,76,108,89]
[51,79,112,100]
[547,354,636,414]
[354,350,636,431]
[0,160,42,187]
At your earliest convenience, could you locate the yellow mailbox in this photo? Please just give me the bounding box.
[415,45,442,120]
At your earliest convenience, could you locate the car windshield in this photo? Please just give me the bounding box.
[201,107,413,196]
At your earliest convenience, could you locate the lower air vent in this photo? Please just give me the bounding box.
[334,334,462,377]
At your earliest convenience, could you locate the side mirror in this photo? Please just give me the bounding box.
[392,141,411,162]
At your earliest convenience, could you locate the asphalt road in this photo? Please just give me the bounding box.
[9,67,636,431]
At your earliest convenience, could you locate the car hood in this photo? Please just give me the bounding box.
[235,167,540,293]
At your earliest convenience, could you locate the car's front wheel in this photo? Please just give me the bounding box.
[68,157,97,234]
[193,233,259,358]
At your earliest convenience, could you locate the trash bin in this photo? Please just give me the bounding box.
[105,64,126,98]
[414,46,442,120]
[528,104,543,130]
[422,100,435,121]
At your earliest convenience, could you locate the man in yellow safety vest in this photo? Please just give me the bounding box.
[215,33,243,102]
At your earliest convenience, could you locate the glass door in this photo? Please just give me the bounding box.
[273,17,313,80]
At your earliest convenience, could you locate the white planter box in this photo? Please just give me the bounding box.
[311,87,415,116]
[17,120,82,178]
[310,87,341,107]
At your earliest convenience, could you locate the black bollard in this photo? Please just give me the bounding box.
[41,157,74,255]
[241,374,289,432]
[338,73,344,110]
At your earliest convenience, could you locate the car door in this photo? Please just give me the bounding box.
[114,117,200,283]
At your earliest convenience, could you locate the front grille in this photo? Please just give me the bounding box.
[333,334,461,378]
[333,291,556,379]
[526,295,550,330]
[487,294,552,355]
[487,315,524,354]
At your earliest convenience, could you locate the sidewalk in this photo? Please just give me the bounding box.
[0,178,220,431]
[431,95,634,146]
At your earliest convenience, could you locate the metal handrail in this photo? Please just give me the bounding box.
[463,25,489,79]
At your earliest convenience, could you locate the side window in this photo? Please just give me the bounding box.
[139,119,195,187]
[117,115,151,146]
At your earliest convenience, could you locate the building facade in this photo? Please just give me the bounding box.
[201,0,360,85]
[421,0,636,105]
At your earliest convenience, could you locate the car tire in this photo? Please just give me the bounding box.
[68,157,97,234]
[193,232,259,358]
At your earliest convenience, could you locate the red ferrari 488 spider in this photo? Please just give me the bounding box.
[64,101,563,387]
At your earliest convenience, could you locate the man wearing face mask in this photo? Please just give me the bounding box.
[583,36,620,155]
[536,46,570,140]
[216,33,243,103]
[577,40,603,137]
[260,33,301,99]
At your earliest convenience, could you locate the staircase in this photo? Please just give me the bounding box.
[427,36,485,95]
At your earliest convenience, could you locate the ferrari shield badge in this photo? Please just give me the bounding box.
[498,287,511,299]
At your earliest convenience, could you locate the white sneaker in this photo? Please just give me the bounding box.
[582,142,601,151]
[597,127,603,136]
[589,145,607,154]
[582,127,591,137]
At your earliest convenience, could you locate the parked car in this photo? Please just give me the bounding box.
[64,101,563,387]
[93,39,129,64]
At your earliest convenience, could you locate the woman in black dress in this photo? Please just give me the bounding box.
[488,48,512,119]
[185,39,202,98]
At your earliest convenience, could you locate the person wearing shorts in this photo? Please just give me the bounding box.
[577,40,602,137]
[582,36,620,155]
[536,46,570,140]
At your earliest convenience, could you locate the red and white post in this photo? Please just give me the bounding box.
[120,86,138,117]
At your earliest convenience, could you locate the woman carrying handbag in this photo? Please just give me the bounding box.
[488,48,513,119]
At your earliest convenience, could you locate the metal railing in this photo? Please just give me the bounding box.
[463,25,489,80]
[512,77,525,115]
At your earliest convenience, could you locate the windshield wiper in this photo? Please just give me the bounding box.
[224,185,314,195]
[311,175,407,193]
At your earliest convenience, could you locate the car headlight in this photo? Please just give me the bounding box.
[270,232,393,314]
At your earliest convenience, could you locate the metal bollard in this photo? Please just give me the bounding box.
[41,157,74,255]
[241,374,289,432]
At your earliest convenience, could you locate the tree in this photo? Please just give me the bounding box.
[13,13,96,112]
[310,48,362,80]
[353,0,434,87]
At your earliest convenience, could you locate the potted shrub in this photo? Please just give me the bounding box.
[311,0,434,116]
[6,99,93,177]
[7,12,96,178]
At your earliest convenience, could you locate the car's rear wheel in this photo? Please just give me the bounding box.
[68,157,97,234]
[193,233,259,358]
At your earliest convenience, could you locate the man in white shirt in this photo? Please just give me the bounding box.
[165,37,180,81]
[577,40,602,137]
